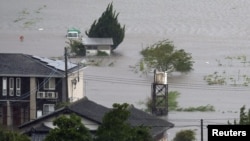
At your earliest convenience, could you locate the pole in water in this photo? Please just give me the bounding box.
[19,35,24,42]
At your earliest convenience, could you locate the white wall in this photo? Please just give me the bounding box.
[68,69,85,102]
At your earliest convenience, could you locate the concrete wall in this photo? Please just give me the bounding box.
[30,77,36,121]
[68,69,85,102]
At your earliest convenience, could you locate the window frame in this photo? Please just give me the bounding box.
[9,78,14,96]
[16,78,21,96]
[44,78,55,90]
[2,77,7,96]
[43,104,55,115]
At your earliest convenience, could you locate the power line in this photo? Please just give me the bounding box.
[83,74,250,91]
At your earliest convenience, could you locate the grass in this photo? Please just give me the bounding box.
[139,91,215,113]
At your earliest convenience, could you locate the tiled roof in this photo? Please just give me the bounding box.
[0,53,77,77]
[19,97,174,138]
[68,97,109,123]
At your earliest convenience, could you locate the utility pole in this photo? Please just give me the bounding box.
[64,47,69,102]
[201,119,203,141]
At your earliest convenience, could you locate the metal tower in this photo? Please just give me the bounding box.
[151,70,168,116]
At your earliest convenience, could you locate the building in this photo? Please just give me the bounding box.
[82,37,113,56]
[66,27,82,40]
[19,97,174,141]
[0,53,85,128]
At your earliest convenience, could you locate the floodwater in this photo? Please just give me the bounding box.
[1,0,250,140]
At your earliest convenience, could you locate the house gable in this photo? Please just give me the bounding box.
[82,38,113,56]
[0,53,86,128]
[19,97,174,140]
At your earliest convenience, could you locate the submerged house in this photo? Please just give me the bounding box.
[0,53,85,128]
[82,37,113,56]
[19,97,174,141]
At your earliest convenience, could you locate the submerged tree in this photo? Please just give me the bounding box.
[228,105,250,125]
[138,39,194,74]
[66,39,85,56]
[85,2,125,51]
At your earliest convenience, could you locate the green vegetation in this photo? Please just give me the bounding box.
[45,103,153,141]
[228,105,250,125]
[204,55,250,86]
[45,114,92,141]
[97,51,109,56]
[67,39,86,56]
[14,6,46,28]
[176,104,215,112]
[173,129,196,141]
[142,91,215,112]
[55,101,70,109]
[85,2,125,51]
[0,127,30,141]
[95,103,152,141]
[143,91,180,112]
[136,40,194,75]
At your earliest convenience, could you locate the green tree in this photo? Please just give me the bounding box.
[173,129,196,141]
[85,2,125,51]
[44,114,92,141]
[228,105,250,125]
[139,40,194,74]
[66,39,85,56]
[0,127,30,141]
[144,91,180,113]
[95,103,152,141]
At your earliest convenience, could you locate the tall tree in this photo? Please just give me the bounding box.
[139,39,194,74]
[95,103,152,141]
[228,105,250,125]
[44,114,92,141]
[85,2,125,51]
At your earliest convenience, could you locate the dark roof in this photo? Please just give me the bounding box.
[19,97,174,139]
[0,53,78,77]
[128,107,174,137]
[19,97,108,129]
[68,97,109,123]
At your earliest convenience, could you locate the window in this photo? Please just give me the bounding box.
[2,77,7,96]
[16,78,21,96]
[43,104,55,115]
[9,78,14,96]
[44,78,55,90]
[45,92,57,99]
[37,92,45,98]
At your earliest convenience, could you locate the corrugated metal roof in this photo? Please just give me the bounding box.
[82,38,113,46]
[32,55,77,71]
